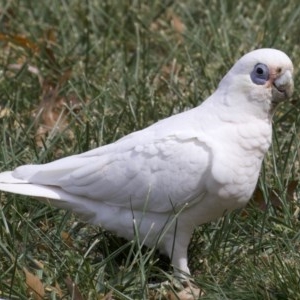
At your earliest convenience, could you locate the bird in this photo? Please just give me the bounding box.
[0,48,294,279]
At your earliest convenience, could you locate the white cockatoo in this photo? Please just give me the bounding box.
[0,48,294,277]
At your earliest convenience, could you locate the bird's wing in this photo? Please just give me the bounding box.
[2,111,212,213]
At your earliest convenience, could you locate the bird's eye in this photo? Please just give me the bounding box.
[250,63,269,85]
[256,67,264,75]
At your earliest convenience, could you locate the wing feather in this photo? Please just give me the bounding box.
[10,140,210,213]
[4,106,215,213]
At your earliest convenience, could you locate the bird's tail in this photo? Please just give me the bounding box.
[0,171,99,223]
[0,171,61,199]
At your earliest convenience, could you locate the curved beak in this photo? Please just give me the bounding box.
[272,70,294,102]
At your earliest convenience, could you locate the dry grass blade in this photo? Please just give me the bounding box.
[34,76,82,147]
[100,291,114,300]
[64,277,85,300]
[23,267,45,300]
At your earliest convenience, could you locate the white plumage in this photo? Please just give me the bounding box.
[0,48,294,277]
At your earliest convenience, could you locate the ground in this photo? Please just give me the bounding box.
[0,1,300,299]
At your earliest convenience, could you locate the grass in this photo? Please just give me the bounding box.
[0,0,300,299]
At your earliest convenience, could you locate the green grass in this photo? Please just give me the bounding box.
[0,0,300,299]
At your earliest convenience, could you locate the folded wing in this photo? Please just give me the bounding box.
[1,129,211,213]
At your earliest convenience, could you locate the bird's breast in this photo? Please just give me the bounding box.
[207,120,272,210]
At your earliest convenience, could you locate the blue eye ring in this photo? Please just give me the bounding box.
[250,63,269,85]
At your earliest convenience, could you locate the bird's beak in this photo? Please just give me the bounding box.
[272,70,294,102]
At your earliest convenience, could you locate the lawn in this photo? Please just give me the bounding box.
[0,1,300,299]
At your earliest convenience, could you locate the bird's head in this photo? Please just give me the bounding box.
[218,48,294,118]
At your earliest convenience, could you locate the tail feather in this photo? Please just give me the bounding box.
[0,171,29,184]
[0,182,63,199]
[0,180,99,223]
